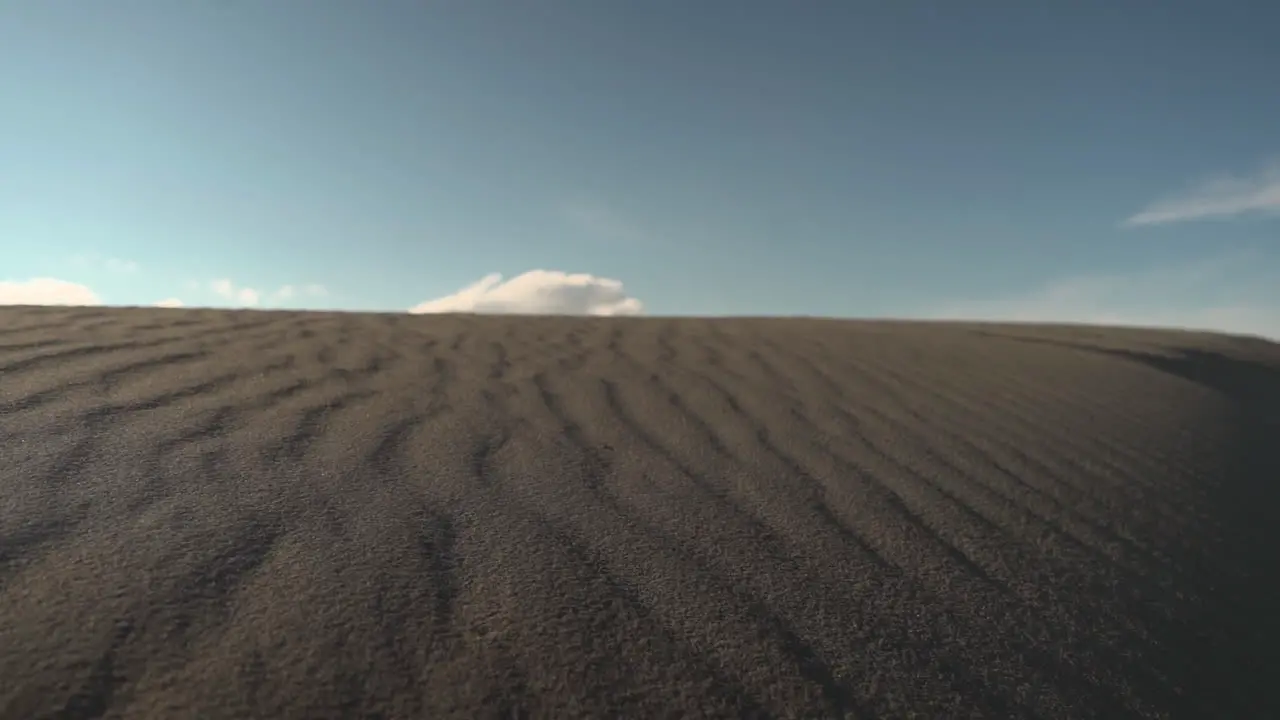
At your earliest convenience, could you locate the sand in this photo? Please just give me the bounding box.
[1,306,1278,719]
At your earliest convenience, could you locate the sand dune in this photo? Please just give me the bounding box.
[1,306,1278,719]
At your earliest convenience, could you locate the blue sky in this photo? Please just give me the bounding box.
[2,1,1277,336]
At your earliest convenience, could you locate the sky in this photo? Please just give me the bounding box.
[2,1,1278,337]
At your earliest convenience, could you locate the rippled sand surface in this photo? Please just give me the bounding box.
[2,306,1278,718]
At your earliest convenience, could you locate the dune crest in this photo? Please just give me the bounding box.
[2,307,1278,719]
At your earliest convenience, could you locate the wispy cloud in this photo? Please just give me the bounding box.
[211,279,261,307]
[208,280,327,308]
[69,254,140,273]
[926,254,1280,339]
[0,278,102,306]
[1124,161,1280,226]
[272,284,328,301]
[409,270,644,316]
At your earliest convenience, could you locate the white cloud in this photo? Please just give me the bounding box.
[0,278,102,306]
[409,270,644,316]
[0,276,319,311]
[210,279,260,307]
[926,254,1280,340]
[207,280,328,308]
[269,284,324,301]
[1124,161,1280,226]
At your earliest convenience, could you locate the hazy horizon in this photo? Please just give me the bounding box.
[3,1,1277,337]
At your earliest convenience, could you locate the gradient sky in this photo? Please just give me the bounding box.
[2,1,1278,335]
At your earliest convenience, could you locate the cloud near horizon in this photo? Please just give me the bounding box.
[0,275,331,310]
[0,278,102,306]
[211,279,260,306]
[209,279,328,308]
[4,265,1275,341]
[927,254,1280,340]
[1124,161,1280,226]
[409,270,645,316]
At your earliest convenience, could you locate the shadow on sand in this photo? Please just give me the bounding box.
[989,333,1280,716]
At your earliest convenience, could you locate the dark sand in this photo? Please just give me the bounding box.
[2,306,1278,719]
